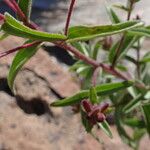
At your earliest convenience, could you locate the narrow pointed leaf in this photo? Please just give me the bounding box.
[98,121,113,138]
[0,32,9,41]
[2,13,67,41]
[123,118,145,128]
[90,87,98,104]
[113,4,129,11]
[50,81,133,107]
[67,21,143,42]
[109,34,138,63]
[130,26,150,38]
[81,109,93,133]
[18,0,33,20]
[106,7,121,23]
[92,41,101,60]
[123,94,143,113]
[115,107,136,148]
[7,40,40,91]
[140,51,150,63]
[142,104,150,135]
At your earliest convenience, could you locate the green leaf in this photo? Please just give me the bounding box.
[140,51,150,63]
[133,129,146,148]
[115,107,136,148]
[125,55,137,65]
[71,42,90,57]
[141,63,150,85]
[67,21,143,42]
[2,13,67,41]
[123,94,143,113]
[124,118,145,128]
[81,109,93,133]
[106,7,121,23]
[142,104,150,135]
[113,4,129,11]
[50,81,133,107]
[92,41,101,60]
[7,40,40,91]
[18,0,32,20]
[130,26,150,38]
[90,132,103,144]
[0,32,9,41]
[109,33,139,63]
[98,121,113,138]
[90,87,98,104]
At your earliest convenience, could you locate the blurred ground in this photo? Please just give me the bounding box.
[0,0,150,150]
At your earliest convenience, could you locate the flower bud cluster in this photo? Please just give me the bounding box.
[81,100,109,125]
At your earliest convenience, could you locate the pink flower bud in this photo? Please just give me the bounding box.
[81,100,92,113]
[88,106,100,118]
[100,102,109,113]
[96,112,106,122]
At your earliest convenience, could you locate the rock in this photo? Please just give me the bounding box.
[0,92,81,150]
[0,36,80,99]
[0,36,82,150]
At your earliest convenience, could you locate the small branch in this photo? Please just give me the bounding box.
[4,0,17,12]
[55,42,129,80]
[0,13,5,24]
[136,40,141,79]
[92,67,100,86]
[0,41,41,58]
[64,0,76,35]
[4,0,37,30]
[111,0,135,67]
[127,0,135,21]
[0,13,5,20]
[100,64,129,80]
[11,0,27,22]
[55,41,99,67]
[112,35,125,67]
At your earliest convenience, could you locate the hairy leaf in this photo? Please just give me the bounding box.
[123,94,143,113]
[109,34,138,63]
[2,13,67,41]
[7,40,40,91]
[98,121,113,138]
[67,21,143,42]
[18,0,32,20]
[90,87,98,104]
[142,104,150,135]
[51,81,133,107]
[106,7,121,23]
[115,107,136,148]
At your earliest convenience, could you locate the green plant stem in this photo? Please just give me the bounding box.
[65,0,76,35]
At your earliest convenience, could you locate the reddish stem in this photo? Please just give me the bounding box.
[3,0,17,12]
[10,0,27,22]
[92,67,100,86]
[55,42,129,80]
[0,14,5,20]
[0,41,41,58]
[64,0,76,35]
